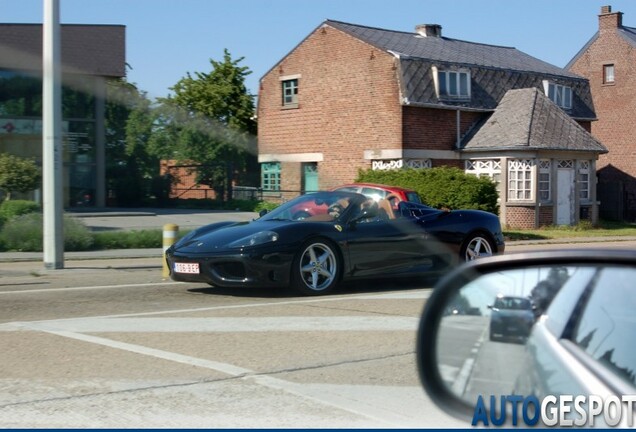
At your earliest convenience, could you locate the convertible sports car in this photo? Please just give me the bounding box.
[165,191,505,295]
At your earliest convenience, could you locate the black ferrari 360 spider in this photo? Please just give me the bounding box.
[165,191,505,295]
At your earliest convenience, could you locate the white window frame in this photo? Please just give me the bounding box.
[282,78,298,107]
[578,160,591,201]
[508,159,535,201]
[261,162,281,191]
[543,80,572,109]
[436,69,471,99]
[538,159,551,202]
[603,64,615,84]
[465,159,501,179]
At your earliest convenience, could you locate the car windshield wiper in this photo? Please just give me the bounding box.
[263,217,290,222]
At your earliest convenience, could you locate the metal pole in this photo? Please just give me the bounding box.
[43,0,64,269]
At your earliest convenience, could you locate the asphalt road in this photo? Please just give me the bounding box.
[0,258,465,428]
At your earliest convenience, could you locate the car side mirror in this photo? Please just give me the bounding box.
[258,208,269,217]
[416,250,636,426]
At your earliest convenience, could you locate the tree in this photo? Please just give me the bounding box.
[155,49,258,199]
[0,154,41,200]
[105,78,161,206]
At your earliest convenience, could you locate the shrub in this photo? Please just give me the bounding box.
[0,200,40,225]
[92,229,162,250]
[355,167,499,214]
[0,213,94,252]
[253,201,279,213]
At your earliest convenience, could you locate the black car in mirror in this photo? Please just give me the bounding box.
[416,250,636,428]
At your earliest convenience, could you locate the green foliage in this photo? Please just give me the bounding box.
[92,230,162,250]
[153,49,259,198]
[0,213,93,252]
[0,200,40,225]
[253,201,279,213]
[355,167,499,214]
[0,154,42,200]
[105,79,161,206]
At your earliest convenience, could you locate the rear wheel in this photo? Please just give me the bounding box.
[290,239,340,295]
[460,233,494,262]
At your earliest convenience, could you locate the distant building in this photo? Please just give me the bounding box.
[568,5,636,221]
[0,23,125,207]
[258,20,606,228]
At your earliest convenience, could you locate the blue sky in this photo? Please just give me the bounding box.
[5,0,636,100]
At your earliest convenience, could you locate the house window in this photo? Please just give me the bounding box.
[465,159,501,185]
[603,64,615,84]
[261,162,281,191]
[543,81,572,109]
[538,159,551,202]
[508,159,534,201]
[437,70,471,99]
[405,159,432,169]
[579,161,591,201]
[282,79,298,107]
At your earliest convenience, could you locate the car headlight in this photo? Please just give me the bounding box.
[228,231,279,248]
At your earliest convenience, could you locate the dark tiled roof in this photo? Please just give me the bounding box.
[0,24,125,77]
[326,20,595,120]
[327,20,581,77]
[461,87,607,153]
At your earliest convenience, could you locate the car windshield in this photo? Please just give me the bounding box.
[405,191,422,203]
[258,192,358,222]
[493,296,532,310]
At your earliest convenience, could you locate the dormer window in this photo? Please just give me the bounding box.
[543,81,572,109]
[436,69,471,99]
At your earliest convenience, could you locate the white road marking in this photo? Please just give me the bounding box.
[9,316,429,427]
[6,316,419,333]
[0,281,183,295]
[0,288,435,426]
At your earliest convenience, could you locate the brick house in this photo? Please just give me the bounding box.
[567,5,636,221]
[257,20,607,229]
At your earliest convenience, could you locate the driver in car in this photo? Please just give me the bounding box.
[327,199,348,219]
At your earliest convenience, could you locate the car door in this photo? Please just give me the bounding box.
[344,216,432,278]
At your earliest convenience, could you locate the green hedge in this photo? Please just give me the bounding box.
[0,213,94,252]
[355,167,499,214]
[0,199,41,226]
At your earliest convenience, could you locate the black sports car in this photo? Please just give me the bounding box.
[165,191,505,295]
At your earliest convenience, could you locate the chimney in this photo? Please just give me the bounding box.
[599,5,623,31]
[415,24,442,38]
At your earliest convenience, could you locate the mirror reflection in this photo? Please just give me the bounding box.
[436,264,636,405]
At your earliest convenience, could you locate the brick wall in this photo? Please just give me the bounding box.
[505,206,536,229]
[403,107,482,151]
[538,205,554,227]
[258,23,403,191]
[568,9,636,220]
[160,160,216,200]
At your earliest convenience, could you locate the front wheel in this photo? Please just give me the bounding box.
[290,239,340,295]
[460,233,495,262]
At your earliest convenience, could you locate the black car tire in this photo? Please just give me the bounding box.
[460,232,495,262]
[290,239,341,295]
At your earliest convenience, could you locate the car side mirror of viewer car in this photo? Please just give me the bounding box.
[416,250,636,424]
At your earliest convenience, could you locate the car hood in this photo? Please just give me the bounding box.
[173,220,285,253]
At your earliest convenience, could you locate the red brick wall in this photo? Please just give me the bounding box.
[538,206,554,227]
[160,160,216,200]
[568,11,636,219]
[403,107,482,151]
[505,206,536,229]
[258,24,402,191]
